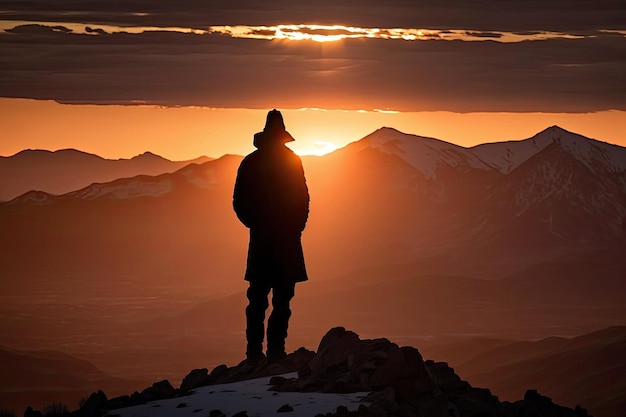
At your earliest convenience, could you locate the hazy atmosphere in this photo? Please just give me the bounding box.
[1,1,625,417]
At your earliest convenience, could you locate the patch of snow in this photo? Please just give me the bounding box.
[6,190,53,206]
[472,126,626,174]
[182,167,216,189]
[364,128,493,179]
[70,180,172,200]
[471,139,548,174]
[107,373,369,417]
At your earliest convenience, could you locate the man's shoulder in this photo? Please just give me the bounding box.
[240,150,261,164]
[279,146,303,162]
[241,146,302,167]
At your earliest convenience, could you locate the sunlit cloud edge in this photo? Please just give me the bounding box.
[2,20,620,43]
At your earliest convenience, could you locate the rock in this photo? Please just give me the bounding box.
[310,327,360,378]
[232,412,248,417]
[106,394,132,410]
[282,347,315,374]
[424,361,467,391]
[397,347,435,394]
[139,379,177,401]
[210,364,229,379]
[277,404,294,413]
[23,407,43,417]
[501,389,592,416]
[297,366,312,378]
[415,394,446,417]
[180,368,213,392]
[209,410,226,417]
[207,347,316,386]
[77,389,108,416]
[364,386,398,413]
[425,360,500,416]
[269,375,289,385]
[364,340,404,388]
[335,405,349,416]
[272,327,440,403]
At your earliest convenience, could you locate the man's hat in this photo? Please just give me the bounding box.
[256,109,295,145]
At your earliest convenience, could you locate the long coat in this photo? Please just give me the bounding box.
[233,139,309,284]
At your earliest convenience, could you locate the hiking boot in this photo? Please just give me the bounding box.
[267,349,287,363]
[246,351,266,366]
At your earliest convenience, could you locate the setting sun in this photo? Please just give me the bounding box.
[291,141,341,156]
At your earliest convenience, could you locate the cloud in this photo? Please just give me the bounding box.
[0,1,624,112]
[2,0,625,31]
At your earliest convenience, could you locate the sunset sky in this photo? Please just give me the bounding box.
[1,0,624,160]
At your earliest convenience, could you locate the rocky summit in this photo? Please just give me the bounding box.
[25,327,592,417]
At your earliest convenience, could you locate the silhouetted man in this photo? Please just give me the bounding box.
[233,109,309,364]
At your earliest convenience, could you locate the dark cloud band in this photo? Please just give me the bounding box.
[1,1,624,112]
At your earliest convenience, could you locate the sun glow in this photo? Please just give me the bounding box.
[208,24,586,43]
[291,141,341,156]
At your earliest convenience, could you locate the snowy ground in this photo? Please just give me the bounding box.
[105,373,370,417]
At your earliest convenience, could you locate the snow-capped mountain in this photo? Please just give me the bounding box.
[356,125,626,178]
[351,127,494,179]
[472,125,626,175]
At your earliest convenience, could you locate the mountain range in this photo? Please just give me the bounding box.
[420,325,626,417]
[0,125,625,415]
[0,148,212,202]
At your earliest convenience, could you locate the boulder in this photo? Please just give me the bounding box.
[139,379,177,401]
[76,390,108,416]
[180,368,213,392]
[23,407,43,417]
[106,394,132,410]
[272,327,440,407]
[502,389,591,417]
[310,327,360,378]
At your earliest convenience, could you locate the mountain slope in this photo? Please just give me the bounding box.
[352,127,495,178]
[0,345,140,413]
[472,125,626,175]
[450,327,626,417]
[0,148,212,201]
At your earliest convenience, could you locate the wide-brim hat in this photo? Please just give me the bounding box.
[255,109,295,145]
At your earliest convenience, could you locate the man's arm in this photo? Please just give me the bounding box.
[233,157,255,228]
[291,155,310,232]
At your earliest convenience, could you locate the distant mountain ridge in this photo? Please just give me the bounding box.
[0,344,139,413]
[0,148,212,201]
[421,326,626,417]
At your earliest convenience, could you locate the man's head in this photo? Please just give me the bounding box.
[254,109,295,148]
[264,109,288,135]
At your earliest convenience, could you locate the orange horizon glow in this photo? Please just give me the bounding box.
[1,98,625,161]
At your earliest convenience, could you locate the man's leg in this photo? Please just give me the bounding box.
[246,281,271,363]
[266,282,295,361]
